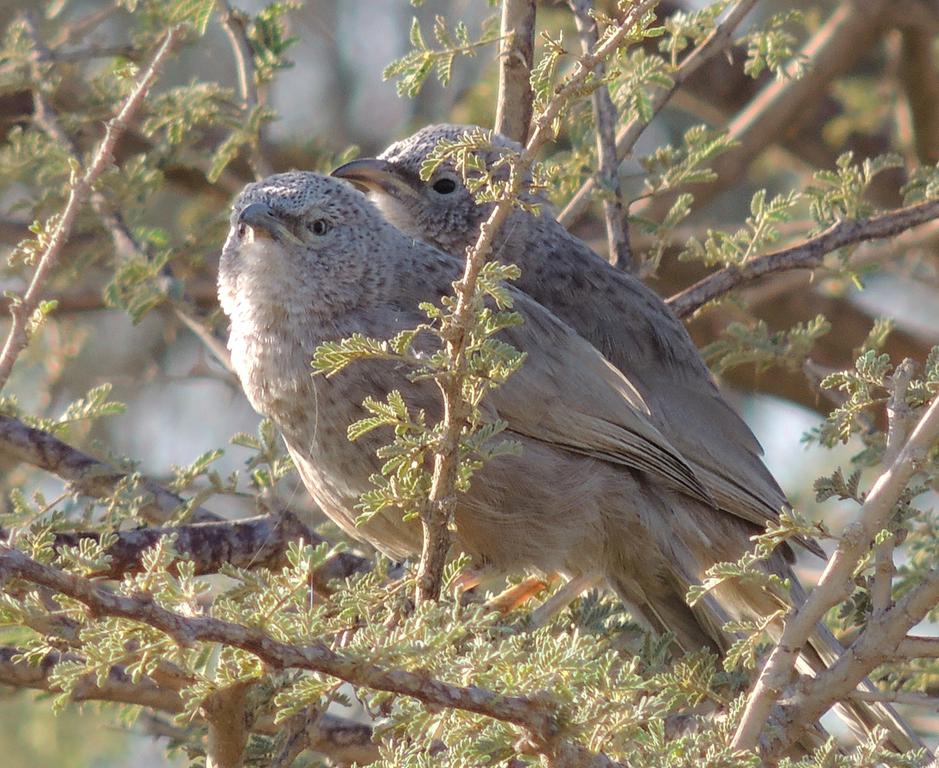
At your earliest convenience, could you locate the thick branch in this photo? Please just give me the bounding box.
[732,387,939,750]
[667,198,939,317]
[570,0,632,271]
[44,512,317,579]
[494,0,536,144]
[203,681,250,768]
[0,24,182,390]
[871,360,916,616]
[558,0,758,229]
[895,636,939,659]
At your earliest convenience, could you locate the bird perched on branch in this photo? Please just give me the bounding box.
[332,123,818,561]
[218,170,918,752]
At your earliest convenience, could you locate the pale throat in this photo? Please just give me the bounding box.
[369,193,424,242]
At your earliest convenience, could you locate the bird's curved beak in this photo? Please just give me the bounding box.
[331,158,421,200]
[237,202,302,245]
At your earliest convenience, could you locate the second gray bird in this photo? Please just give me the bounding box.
[331,124,821,559]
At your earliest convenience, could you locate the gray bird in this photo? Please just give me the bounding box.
[331,124,820,560]
[219,171,918,752]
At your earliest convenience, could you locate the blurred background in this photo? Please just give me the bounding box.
[0,0,937,762]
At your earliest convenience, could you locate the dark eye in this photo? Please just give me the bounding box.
[311,219,329,236]
[432,178,457,194]
[237,223,248,238]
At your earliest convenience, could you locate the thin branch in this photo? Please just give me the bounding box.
[0,546,616,766]
[23,7,146,262]
[871,359,916,616]
[20,13,239,380]
[558,0,758,229]
[48,44,141,62]
[494,0,536,143]
[0,279,220,316]
[0,414,204,524]
[570,0,632,271]
[216,0,272,179]
[667,197,939,318]
[416,0,656,605]
[173,305,236,379]
[732,387,939,751]
[0,24,183,391]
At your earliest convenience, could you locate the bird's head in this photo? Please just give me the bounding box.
[218,171,390,323]
[331,123,537,255]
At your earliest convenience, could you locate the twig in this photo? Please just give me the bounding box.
[570,0,632,271]
[416,0,656,606]
[667,198,939,318]
[732,387,939,751]
[494,0,536,143]
[49,5,120,47]
[558,0,758,229]
[871,359,916,616]
[173,304,237,378]
[0,546,615,765]
[216,0,272,179]
[49,45,141,62]
[0,24,183,391]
